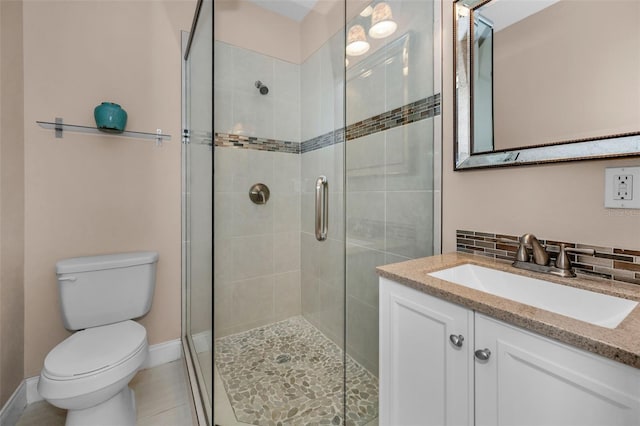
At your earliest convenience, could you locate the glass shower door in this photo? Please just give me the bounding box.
[344,0,441,424]
[182,0,212,422]
[213,1,347,424]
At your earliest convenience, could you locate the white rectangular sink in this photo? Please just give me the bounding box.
[428,264,638,329]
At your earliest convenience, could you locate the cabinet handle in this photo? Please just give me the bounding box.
[474,348,491,361]
[449,334,464,347]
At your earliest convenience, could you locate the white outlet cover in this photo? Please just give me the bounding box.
[605,166,640,209]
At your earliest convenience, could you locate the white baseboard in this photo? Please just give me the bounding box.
[142,338,183,369]
[0,379,26,426]
[26,376,41,404]
[192,330,212,354]
[10,338,184,415]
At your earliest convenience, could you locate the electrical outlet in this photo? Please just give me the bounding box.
[613,175,633,200]
[605,167,640,208]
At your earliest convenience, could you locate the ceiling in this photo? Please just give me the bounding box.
[247,0,319,22]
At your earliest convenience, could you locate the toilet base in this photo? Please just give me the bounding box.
[65,386,136,426]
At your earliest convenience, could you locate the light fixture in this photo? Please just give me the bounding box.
[369,2,397,39]
[346,24,370,56]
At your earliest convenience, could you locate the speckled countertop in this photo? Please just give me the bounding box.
[376,252,640,369]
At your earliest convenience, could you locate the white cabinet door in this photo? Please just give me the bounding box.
[379,278,474,426]
[475,313,640,426]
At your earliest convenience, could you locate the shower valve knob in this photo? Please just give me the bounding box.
[249,183,270,204]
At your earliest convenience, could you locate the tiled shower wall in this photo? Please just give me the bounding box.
[213,148,302,337]
[214,40,300,143]
[300,30,346,348]
[213,42,302,337]
[213,38,346,341]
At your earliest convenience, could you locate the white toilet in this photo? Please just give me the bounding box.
[38,251,159,426]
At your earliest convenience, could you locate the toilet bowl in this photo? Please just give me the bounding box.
[38,321,148,424]
[38,252,158,426]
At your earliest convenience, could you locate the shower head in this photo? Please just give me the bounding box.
[255,80,269,95]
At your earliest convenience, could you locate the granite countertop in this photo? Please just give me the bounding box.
[376,252,640,369]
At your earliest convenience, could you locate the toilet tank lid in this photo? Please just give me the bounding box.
[56,251,159,274]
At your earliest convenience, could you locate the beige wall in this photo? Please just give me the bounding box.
[22,0,195,377]
[493,0,640,149]
[214,0,358,64]
[0,0,25,408]
[214,0,301,63]
[442,0,640,254]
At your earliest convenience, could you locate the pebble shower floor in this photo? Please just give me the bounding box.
[215,316,378,425]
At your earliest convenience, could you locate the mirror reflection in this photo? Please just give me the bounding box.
[455,0,640,169]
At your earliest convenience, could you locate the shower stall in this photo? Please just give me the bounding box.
[202,0,441,424]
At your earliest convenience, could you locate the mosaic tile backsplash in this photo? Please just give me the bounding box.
[215,94,441,154]
[456,230,640,285]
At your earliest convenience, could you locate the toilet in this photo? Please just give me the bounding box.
[38,251,159,426]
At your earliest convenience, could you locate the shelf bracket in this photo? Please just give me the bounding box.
[156,129,163,147]
[55,117,63,138]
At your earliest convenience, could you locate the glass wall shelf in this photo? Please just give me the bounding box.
[37,119,171,144]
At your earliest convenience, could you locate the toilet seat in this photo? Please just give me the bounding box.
[43,320,147,380]
[39,320,148,402]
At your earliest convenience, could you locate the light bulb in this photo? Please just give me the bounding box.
[369,2,397,39]
[346,25,370,56]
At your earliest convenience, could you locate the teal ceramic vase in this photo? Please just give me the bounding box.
[94,102,128,132]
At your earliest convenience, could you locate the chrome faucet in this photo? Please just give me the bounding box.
[502,234,595,278]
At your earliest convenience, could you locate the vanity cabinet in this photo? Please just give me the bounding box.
[379,277,640,426]
[379,278,474,426]
[475,314,640,426]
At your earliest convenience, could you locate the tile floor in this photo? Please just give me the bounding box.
[197,349,212,399]
[214,368,378,426]
[16,359,194,426]
[214,317,379,426]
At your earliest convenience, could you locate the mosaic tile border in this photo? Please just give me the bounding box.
[456,229,640,285]
[345,94,441,141]
[215,93,441,154]
[214,133,300,154]
[300,128,345,154]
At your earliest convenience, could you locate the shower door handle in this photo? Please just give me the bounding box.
[315,176,328,241]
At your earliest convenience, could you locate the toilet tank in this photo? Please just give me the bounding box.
[56,251,159,330]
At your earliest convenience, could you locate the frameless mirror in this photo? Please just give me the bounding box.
[454,0,640,170]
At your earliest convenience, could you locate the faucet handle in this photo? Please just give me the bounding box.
[555,243,596,271]
[515,240,530,262]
